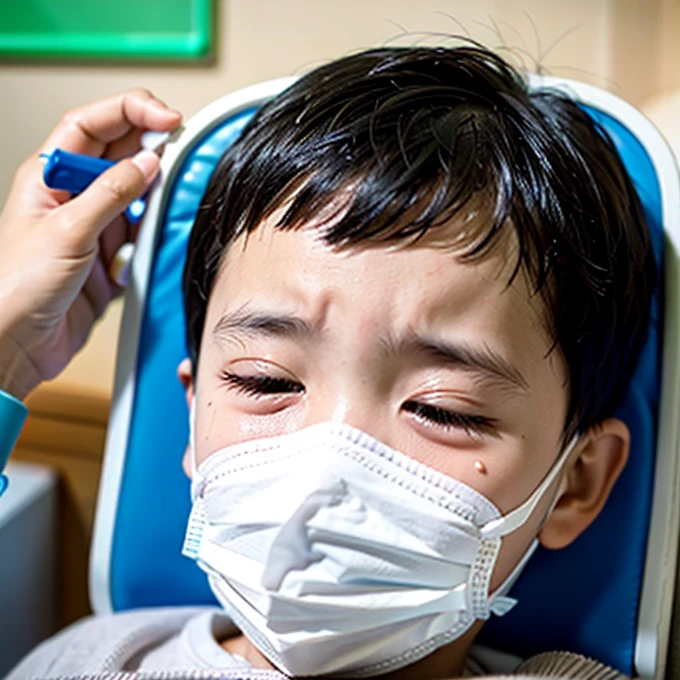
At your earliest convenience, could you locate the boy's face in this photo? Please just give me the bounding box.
[187,208,578,593]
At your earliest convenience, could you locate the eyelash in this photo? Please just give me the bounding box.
[221,371,494,435]
[220,372,304,398]
[401,401,495,435]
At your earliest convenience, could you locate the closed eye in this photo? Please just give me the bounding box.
[220,371,305,398]
[402,401,496,435]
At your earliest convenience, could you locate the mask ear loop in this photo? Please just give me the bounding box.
[183,397,207,559]
[480,435,581,616]
[188,398,202,501]
[481,435,579,540]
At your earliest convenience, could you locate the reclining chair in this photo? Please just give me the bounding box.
[89,73,680,679]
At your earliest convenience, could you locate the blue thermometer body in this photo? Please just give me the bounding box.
[41,148,146,223]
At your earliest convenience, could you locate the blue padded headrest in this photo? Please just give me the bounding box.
[109,102,661,675]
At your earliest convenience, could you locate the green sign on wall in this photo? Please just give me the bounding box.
[0,0,212,60]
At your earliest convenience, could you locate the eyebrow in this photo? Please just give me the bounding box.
[212,308,315,342]
[212,308,528,392]
[386,334,530,393]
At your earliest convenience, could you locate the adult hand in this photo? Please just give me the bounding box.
[0,89,182,399]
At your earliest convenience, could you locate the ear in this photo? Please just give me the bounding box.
[177,358,194,478]
[538,418,629,550]
[177,357,195,405]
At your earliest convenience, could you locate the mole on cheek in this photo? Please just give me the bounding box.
[474,460,488,474]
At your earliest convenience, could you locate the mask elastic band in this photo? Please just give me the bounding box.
[189,398,203,500]
[480,435,578,540]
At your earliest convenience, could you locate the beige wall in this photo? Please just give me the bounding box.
[0,0,675,204]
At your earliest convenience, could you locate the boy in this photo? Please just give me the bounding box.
[9,44,654,679]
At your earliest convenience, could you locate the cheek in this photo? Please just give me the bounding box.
[192,347,257,464]
[192,385,306,466]
[235,408,306,443]
[486,461,564,593]
[193,393,250,466]
[192,394,223,466]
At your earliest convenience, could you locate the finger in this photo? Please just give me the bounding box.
[2,155,70,218]
[104,128,145,161]
[98,214,129,268]
[64,294,99,357]
[40,89,182,158]
[15,126,150,215]
[82,256,118,319]
[55,150,159,254]
[108,242,135,288]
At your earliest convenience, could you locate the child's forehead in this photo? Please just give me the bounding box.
[212,211,547,342]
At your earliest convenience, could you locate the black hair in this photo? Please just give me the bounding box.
[183,45,656,440]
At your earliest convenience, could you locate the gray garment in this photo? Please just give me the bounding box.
[4,607,268,680]
[4,606,628,680]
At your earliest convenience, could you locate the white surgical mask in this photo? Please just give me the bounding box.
[183,418,574,677]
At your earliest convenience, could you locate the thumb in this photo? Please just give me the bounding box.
[57,150,160,252]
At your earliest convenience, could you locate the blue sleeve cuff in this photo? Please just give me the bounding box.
[0,388,28,498]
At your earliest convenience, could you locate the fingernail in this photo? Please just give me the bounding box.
[132,149,160,183]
